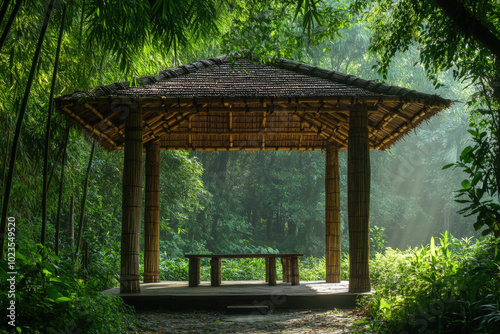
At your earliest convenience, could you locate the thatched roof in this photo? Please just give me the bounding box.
[55,53,451,152]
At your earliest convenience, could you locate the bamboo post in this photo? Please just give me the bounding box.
[347,103,371,293]
[325,144,341,283]
[144,141,161,283]
[120,104,143,293]
[267,257,276,286]
[210,257,222,287]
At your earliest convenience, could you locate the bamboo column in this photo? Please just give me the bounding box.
[347,103,371,293]
[121,105,143,293]
[325,144,341,283]
[144,141,161,283]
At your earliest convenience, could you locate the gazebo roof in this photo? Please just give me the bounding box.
[55,53,451,152]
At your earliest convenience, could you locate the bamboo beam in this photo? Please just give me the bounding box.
[62,106,118,151]
[84,103,124,136]
[293,112,345,148]
[159,146,327,151]
[325,144,341,283]
[121,105,143,293]
[161,130,319,136]
[347,103,371,293]
[144,141,161,283]
[375,107,434,150]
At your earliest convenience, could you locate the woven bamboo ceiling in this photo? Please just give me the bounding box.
[55,53,451,152]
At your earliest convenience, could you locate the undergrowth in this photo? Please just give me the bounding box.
[0,245,135,333]
[363,233,500,333]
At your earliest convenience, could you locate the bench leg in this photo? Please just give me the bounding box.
[267,257,276,286]
[211,257,222,287]
[188,258,200,287]
[286,257,292,283]
[281,258,288,282]
[291,256,300,285]
[265,258,269,282]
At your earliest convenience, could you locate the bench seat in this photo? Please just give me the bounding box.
[184,253,303,287]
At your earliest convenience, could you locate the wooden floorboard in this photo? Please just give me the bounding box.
[104,280,373,310]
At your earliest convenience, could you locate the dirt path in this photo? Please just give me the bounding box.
[131,309,369,333]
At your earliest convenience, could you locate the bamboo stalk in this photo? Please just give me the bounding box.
[69,195,74,249]
[325,144,341,283]
[42,4,67,246]
[74,138,96,263]
[0,0,55,257]
[144,141,160,283]
[347,103,371,293]
[121,105,143,293]
[55,124,70,256]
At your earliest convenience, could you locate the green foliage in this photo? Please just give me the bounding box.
[364,233,500,333]
[0,244,135,333]
[447,113,500,237]
[354,0,498,87]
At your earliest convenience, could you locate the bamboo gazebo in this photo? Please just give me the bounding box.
[55,53,451,294]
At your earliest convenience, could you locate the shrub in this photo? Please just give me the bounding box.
[363,233,500,333]
[0,245,135,333]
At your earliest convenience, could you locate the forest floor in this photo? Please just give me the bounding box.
[131,308,369,333]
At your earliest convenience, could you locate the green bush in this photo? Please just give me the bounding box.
[0,245,135,333]
[364,233,500,333]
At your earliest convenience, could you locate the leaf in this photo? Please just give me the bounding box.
[430,236,436,256]
[442,163,454,170]
[460,146,474,160]
[467,129,477,137]
[55,296,71,303]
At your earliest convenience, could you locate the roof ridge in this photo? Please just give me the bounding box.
[273,58,450,106]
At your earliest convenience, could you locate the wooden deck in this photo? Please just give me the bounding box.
[104,280,373,310]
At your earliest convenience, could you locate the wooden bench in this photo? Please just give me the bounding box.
[184,253,303,287]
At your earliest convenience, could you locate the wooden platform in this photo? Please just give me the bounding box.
[104,280,373,310]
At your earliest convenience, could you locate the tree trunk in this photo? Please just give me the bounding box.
[0,0,55,257]
[144,141,160,283]
[42,3,66,246]
[75,138,96,262]
[55,124,70,256]
[209,152,229,248]
[434,0,500,60]
[121,105,143,293]
[0,130,10,222]
[325,144,341,283]
[348,103,371,293]
[69,195,75,249]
